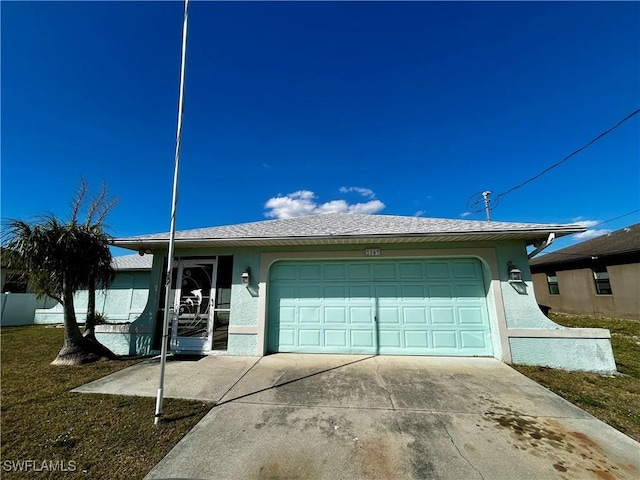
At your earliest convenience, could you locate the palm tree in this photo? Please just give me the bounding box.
[2,180,118,364]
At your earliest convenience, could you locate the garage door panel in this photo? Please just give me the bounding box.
[325,330,348,347]
[432,330,458,348]
[456,283,485,298]
[279,306,296,323]
[403,307,428,324]
[379,330,401,348]
[299,264,322,280]
[269,259,492,356]
[378,307,400,324]
[324,264,346,280]
[453,261,480,278]
[348,263,371,279]
[351,330,375,348]
[461,331,487,349]
[299,306,320,323]
[350,285,373,297]
[399,262,423,279]
[428,284,453,297]
[431,307,456,324]
[325,285,347,298]
[425,262,451,279]
[458,307,485,324]
[278,329,296,348]
[299,285,322,299]
[405,330,429,348]
[272,264,297,281]
[350,306,374,323]
[376,284,399,298]
[325,307,347,323]
[299,330,321,346]
[400,284,426,298]
[374,263,396,279]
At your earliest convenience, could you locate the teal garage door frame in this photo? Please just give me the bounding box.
[267,258,493,356]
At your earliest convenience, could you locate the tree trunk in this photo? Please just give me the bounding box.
[52,283,117,365]
[84,275,96,339]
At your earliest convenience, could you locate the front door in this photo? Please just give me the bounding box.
[171,259,216,352]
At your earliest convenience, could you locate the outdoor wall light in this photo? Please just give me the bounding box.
[241,267,252,286]
[507,261,523,283]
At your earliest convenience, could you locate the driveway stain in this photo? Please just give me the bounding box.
[482,406,639,479]
[256,455,318,480]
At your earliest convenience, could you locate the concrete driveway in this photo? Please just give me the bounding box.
[74,354,640,480]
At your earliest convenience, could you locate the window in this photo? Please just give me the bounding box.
[546,272,560,295]
[592,267,612,295]
[1,273,28,293]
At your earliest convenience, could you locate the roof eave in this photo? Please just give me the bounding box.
[114,227,584,251]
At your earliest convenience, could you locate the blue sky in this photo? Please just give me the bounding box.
[2,1,639,256]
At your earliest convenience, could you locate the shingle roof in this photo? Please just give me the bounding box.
[114,213,585,250]
[530,223,640,267]
[112,254,153,270]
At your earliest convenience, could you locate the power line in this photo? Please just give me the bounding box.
[590,209,639,228]
[495,108,640,200]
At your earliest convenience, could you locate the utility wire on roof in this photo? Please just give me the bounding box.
[495,108,640,200]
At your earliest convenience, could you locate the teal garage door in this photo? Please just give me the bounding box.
[268,259,493,356]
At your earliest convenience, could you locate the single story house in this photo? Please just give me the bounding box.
[103,213,616,373]
[530,223,640,319]
[33,254,153,327]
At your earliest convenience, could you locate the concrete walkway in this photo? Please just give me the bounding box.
[74,355,640,479]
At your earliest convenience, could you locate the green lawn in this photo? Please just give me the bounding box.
[513,313,640,442]
[1,325,212,479]
[2,316,638,479]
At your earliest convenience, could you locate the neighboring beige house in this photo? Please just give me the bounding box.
[530,223,640,319]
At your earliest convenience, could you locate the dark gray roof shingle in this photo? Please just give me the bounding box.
[530,223,640,267]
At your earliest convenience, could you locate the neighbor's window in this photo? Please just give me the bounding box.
[546,272,560,295]
[592,267,612,295]
[1,273,28,293]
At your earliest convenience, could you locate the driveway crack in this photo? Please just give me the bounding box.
[373,357,396,410]
[436,414,485,480]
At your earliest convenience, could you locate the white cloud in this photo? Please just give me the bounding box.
[573,229,611,240]
[264,190,385,219]
[460,211,472,218]
[414,210,426,217]
[569,218,610,240]
[571,219,599,228]
[338,186,375,199]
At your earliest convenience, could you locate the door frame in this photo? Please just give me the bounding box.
[170,258,217,353]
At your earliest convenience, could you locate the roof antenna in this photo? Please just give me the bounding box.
[482,191,492,222]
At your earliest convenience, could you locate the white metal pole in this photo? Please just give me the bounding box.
[155,0,190,426]
[482,191,492,222]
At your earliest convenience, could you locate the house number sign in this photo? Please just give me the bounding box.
[365,248,381,257]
